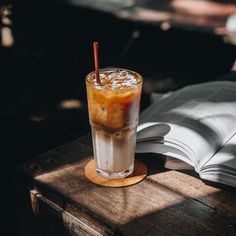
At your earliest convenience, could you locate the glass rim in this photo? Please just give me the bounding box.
[86,67,143,86]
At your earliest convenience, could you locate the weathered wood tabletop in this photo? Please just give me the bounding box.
[16,136,236,236]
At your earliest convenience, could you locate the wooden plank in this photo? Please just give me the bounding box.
[17,137,236,235]
[35,192,105,236]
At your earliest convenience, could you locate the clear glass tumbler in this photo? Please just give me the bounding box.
[86,68,143,179]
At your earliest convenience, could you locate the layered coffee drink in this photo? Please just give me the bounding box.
[86,68,143,179]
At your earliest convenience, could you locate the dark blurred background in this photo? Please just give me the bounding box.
[0,0,236,235]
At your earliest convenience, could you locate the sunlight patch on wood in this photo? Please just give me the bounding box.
[2,16,12,25]
[118,7,171,22]
[171,0,236,17]
[150,170,221,199]
[29,113,51,122]
[1,27,14,47]
[58,99,83,110]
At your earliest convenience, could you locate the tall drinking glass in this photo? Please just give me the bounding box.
[86,68,143,179]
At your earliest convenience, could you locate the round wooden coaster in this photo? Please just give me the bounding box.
[84,159,147,187]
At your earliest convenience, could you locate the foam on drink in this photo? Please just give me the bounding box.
[86,68,142,178]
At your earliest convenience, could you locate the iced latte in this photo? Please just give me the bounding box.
[86,68,142,179]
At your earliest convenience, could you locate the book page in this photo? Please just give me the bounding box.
[200,133,236,188]
[201,132,236,171]
[136,81,236,172]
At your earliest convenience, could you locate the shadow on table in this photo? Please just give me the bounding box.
[116,187,236,235]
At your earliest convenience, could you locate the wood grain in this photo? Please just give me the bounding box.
[16,137,236,236]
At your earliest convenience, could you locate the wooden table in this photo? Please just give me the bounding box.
[16,135,236,236]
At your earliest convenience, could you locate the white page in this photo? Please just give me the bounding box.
[201,133,236,171]
[136,81,236,171]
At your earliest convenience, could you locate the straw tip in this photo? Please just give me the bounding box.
[93,41,100,84]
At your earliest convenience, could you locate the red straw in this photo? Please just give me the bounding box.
[93,42,101,84]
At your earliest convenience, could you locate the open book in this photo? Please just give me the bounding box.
[136,81,236,188]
